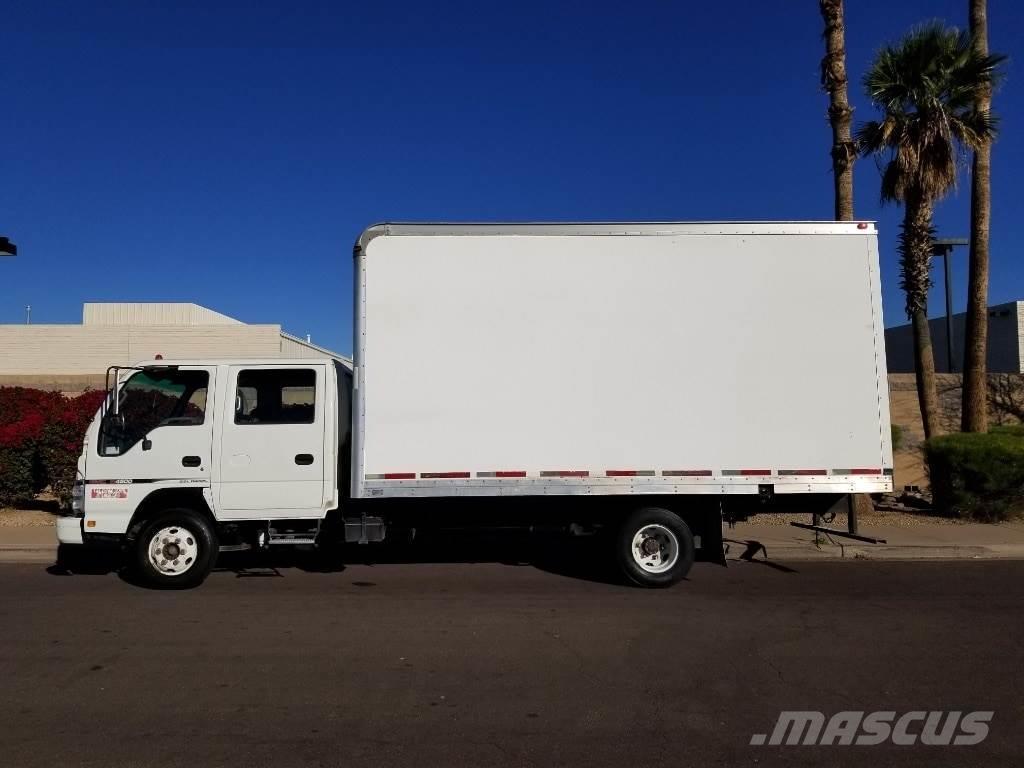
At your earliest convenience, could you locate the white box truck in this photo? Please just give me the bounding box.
[57,222,893,588]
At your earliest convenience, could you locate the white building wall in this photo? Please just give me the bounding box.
[1,303,349,378]
[0,324,283,375]
[279,333,349,361]
[125,325,282,362]
[0,326,130,375]
[83,302,242,326]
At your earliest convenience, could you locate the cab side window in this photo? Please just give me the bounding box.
[234,369,316,425]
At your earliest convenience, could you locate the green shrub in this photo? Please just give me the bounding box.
[989,423,1024,438]
[0,443,38,506]
[890,423,905,451]
[925,432,1024,522]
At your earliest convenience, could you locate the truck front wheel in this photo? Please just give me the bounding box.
[616,507,694,587]
[133,509,217,589]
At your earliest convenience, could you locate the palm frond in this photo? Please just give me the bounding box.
[857,20,1006,207]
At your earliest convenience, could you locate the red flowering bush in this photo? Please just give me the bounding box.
[0,388,105,508]
[0,388,63,505]
[41,390,107,506]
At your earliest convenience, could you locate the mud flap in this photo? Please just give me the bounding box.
[703,513,727,566]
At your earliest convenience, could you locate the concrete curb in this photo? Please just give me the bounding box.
[0,546,57,563]
[4,544,1024,566]
[5,524,1024,566]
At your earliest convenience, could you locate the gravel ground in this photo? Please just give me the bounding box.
[0,509,56,527]
[737,509,967,527]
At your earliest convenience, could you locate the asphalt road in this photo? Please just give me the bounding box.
[1,544,1021,768]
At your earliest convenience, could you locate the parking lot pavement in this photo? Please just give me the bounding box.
[1,553,1021,768]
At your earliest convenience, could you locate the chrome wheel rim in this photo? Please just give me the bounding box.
[631,524,680,574]
[147,525,199,576]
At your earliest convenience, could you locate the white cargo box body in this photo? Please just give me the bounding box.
[352,223,893,499]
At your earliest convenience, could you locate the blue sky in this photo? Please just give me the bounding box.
[1,0,1020,356]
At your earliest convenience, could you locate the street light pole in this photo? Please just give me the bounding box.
[931,238,969,372]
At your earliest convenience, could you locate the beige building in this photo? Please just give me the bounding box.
[0,303,349,392]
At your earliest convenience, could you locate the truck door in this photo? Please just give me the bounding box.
[217,364,327,519]
[93,365,216,485]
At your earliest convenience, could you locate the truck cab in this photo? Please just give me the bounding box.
[59,358,352,586]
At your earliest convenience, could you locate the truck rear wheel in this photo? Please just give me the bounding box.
[616,507,694,587]
[133,508,217,589]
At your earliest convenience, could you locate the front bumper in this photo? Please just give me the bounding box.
[56,515,84,545]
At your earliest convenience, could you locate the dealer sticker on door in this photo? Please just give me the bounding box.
[90,487,129,499]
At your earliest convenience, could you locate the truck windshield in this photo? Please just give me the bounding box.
[98,369,209,456]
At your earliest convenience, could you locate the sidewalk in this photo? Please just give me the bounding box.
[725,518,1024,562]
[0,525,58,563]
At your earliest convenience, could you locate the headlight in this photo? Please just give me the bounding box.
[71,481,84,513]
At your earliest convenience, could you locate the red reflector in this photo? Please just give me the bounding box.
[606,470,637,477]
[383,472,415,480]
[849,468,882,475]
[494,471,526,478]
[740,469,772,476]
[421,471,471,479]
[857,222,868,229]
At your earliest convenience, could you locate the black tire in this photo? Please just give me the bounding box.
[616,507,695,587]
[55,544,89,574]
[132,508,217,589]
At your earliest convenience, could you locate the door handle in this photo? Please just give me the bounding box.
[182,455,202,468]
[295,454,314,465]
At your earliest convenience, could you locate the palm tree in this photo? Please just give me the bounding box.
[858,22,1003,440]
[961,0,995,432]
[819,0,855,221]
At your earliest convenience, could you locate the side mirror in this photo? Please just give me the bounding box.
[142,438,153,451]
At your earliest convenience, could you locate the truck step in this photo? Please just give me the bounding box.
[267,534,318,546]
[218,543,253,552]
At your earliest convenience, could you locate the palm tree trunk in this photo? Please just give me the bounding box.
[819,0,855,220]
[902,197,943,439]
[962,0,991,432]
[912,308,942,439]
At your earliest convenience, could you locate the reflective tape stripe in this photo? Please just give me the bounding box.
[367,467,894,482]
